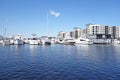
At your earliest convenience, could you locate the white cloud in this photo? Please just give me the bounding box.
[49,10,60,17]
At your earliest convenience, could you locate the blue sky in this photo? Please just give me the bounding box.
[0,0,120,37]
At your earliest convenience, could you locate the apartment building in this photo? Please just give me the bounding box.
[116,27,120,39]
[57,31,66,38]
[87,24,107,35]
[57,27,83,39]
[86,24,118,39]
[74,27,82,39]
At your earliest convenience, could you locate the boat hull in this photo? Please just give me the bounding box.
[14,39,24,45]
[64,42,75,45]
[29,40,39,45]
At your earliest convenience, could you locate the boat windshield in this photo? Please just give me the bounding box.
[80,39,86,41]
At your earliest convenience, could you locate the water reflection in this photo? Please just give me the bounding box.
[29,45,38,56]
[64,45,75,55]
[86,45,118,65]
[74,45,90,57]
[8,45,24,50]
[72,45,120,66]
[112,45,120,62]
[14,45,24,49]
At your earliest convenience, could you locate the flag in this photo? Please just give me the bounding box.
[49,10,60,17]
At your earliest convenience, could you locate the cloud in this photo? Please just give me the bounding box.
[49,10,60,17]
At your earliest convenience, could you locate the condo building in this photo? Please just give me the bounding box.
[57,31,67,39]
[86,24,118,39]
[57,28,83,39]
[70,31,74,38]
[74,27,82,39]
[116,27,120,39]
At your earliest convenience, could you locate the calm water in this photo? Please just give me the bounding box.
[0,44,120,80]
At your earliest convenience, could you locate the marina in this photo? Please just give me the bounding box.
[1,0,120,80]
[0,35,120,46]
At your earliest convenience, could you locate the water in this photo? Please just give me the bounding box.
[0,44,120,80]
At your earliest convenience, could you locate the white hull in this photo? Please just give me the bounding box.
[75,41,93,45]
[113,39,120,45]
[29,40,39,45]
[63,39,75,45]
[3,39,14,45]
[0,40,4,44]
[3,40,11,45]
[13,34,24,45]
[92,39,112,44]
[14,39,24,45]
[41,40,45,45]
[74,38,93,45]
[63,42,75,45]
[50,40,55,44]
[57,39,64,44]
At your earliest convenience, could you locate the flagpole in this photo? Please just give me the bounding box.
[5,18,7,38]
[47,11,49,37]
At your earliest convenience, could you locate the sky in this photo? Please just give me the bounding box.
[0,0,120,37]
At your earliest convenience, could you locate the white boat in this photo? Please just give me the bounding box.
[49,37,55,44]
[29,34,39,45]
[113,39,120,45]
[92,39,111,44]
[74,38,93,45]
[23,38,29,44]
[9,38,14,44]
[1,37,14,45]
[40,39,45,45]
[14,39,24,45]
[29,39,39,45]
[0,35,4,44]
[60,32,75,45]
[40,36,52,45]
[57,38,75,45]
[63,38,75,45]
[13,35,24,45]
[0,39,4,44]
[57,38,64,44]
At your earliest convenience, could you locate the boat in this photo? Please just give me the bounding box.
[23,38,29,44]
[45,41,51,45]
[57,38,64,44]
[92,39,111,44]
[2,37,14,45]
[29,38,39,45]
[13,35,24,45]
[48,37,55,44]
[0,35,4,44]
[40,36,52,45]
[113,39,120,45]
[40,36,47,45]
[0,39,4,44]
[74,38,93,45]
[63,38,75,45]
[29,34,39,45]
